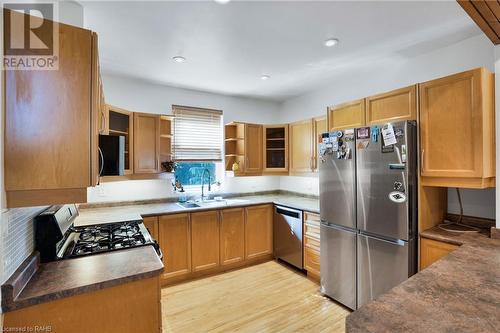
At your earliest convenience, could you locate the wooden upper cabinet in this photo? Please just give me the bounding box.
[191,211,220,272]
[289,119,314,174]
[4,15,95,207]
[263,125,289,173]
[220,208,245,266]
[134,113,160,174]
[245,205,273,260]
[159,214,191,280]
[365,85,417,125]
[328,99,365,131]
[419,68,495,188]
[313,116,327,172]
[245,124,263,175]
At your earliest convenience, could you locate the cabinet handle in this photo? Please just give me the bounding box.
[421,150,424,173]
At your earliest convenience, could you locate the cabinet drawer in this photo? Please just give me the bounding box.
[304,223,320,240]
[304,235,320,252]
[304,247,320,276]
[304,212,320,224]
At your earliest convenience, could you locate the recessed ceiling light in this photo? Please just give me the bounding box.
[261,75,270,81]
[214,0,231,4]
[324,38,339,47]
[173,56,186,63]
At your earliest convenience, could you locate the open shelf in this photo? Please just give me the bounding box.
[159,116,173,170]
[264,125,288,171]
[109,129,128,135]
[224,123,246,172]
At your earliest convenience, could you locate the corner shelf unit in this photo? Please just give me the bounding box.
[224,122,245,173]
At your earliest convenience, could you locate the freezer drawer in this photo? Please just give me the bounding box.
[357,233,415,308]
[274,206,303,269]
[320,223,357,310]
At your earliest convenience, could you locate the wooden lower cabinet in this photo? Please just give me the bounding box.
[245,205,273,260]
[420,237,459,270]
[3,277,161,333]
[191,211,220,272]
[220,208,246,266]
[143,216,159,240]
[303,212,321,281]
[157,205,274,285]
[159,214,191,280]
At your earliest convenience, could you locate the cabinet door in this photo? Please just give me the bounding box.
[313,116,327,171]
[134,113,160,173]
[245,205,273,260]
[143,216,158,240]
[220,208,245,266]
[420,238,458,270]
[5,18,92,202]
[244,124,263,174]
[159,214,191,280]
[90,33,100,187]
[365,85,417,125]
[289,119,313,173]
[328,99,365,131]
[191,211,220,272]
[419,68,490,179]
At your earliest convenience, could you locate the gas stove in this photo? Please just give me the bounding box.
[34,204,161,263]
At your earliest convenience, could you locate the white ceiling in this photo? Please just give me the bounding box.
[82,1,481,102]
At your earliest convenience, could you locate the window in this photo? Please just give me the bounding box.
[174,162,216,186]
[172,105,223,161]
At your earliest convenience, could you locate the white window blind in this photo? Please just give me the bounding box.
[172,105,223,161]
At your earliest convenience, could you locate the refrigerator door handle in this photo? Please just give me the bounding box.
[321,221,357,234]
[359,232,406,246]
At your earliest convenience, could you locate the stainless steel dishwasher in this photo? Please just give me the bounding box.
[274,205,303,269]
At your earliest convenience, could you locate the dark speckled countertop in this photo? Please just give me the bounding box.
[2,246,163,312]
[346,225,500,333]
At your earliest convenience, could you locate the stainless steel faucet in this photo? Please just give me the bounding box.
[201,168,211,200]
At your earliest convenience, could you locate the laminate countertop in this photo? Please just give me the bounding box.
[2,246,163,312]
[74,194,320,226]
[346,226,500,333]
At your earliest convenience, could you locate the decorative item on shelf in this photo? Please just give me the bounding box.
[232,161,240,172]
[172,177,188,202]
[162,161,177,173]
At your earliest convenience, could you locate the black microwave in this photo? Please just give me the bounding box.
[99,134,125,176]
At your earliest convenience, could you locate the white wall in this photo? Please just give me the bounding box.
[88,74,282,203]
[102,74,281,124]
[278,34,496,219]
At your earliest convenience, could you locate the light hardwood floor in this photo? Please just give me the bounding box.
[161,261,350,333]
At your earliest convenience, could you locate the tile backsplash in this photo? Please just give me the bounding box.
[0,206,47,285]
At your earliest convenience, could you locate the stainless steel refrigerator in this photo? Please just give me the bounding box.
[319,121,417,310]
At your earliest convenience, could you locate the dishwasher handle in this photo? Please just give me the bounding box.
[275,206,302,219]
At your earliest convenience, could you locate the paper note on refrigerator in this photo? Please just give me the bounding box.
[381,124,397,146]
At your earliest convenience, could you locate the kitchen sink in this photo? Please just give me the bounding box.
[176,198,250,209]
[176,202,201,209]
